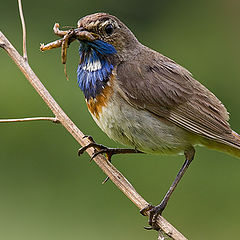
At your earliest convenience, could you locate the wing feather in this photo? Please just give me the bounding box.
[116,49,234,145]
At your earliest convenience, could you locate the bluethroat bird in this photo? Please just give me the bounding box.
[72,13,240,228]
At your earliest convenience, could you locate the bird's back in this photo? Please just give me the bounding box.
[114,46,240,157]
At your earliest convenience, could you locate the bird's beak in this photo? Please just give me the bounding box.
[74,27,100,42]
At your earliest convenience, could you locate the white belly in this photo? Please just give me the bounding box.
[91,94,197,155]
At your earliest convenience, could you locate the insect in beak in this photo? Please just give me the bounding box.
[40,23,99,64]
[40,23,100,80]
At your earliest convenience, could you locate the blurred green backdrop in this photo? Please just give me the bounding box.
[1,0,240,239]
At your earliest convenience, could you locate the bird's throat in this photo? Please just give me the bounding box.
[77,40,116,100]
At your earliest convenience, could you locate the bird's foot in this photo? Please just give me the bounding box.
[140,203,166,231]
[78,135,112,160]
[78,135,141,161]
[78,135,143,183]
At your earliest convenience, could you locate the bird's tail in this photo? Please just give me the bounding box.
[201,130,240,158]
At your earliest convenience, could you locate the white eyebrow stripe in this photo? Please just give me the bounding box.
[102,21,110,27]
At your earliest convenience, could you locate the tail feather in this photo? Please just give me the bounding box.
[201,130,240,158]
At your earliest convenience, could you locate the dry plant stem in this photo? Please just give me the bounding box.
[0,117,58,123]
[17,0,27,61]
[0,32,187,240]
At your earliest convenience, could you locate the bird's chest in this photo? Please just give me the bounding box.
[88,90,195,154]
[88,89,136,147]
[86,74,114,119]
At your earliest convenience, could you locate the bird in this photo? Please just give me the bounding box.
[75,12,240,229]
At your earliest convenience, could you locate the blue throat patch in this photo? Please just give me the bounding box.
[77,40,117,100]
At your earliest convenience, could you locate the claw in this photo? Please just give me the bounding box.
[140,204,154,216]
[148,205,164,230]
[140,204,162,231]
[144,226,153,230]
[91,148,109,160]
[83,135,94,142]
[78,142,97,156]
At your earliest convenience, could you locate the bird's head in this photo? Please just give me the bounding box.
[76,13,139,58]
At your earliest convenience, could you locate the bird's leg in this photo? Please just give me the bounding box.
[141,146,195,230]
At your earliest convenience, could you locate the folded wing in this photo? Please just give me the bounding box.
[116,50,240,148]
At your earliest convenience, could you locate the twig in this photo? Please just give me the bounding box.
[17,0,27,61]
[0,117,59,123]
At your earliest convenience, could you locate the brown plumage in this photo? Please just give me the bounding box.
[116,48,240,156]
[77,13,240,157]
[75,12,240,227]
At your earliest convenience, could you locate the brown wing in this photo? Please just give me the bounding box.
[116,49,236,146]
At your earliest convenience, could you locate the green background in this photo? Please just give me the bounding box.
[1,0,240,239]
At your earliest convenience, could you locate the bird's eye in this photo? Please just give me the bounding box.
[105,24,114,35]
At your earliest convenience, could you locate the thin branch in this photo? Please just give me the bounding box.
[17,0,27,61]
[0,117,59,123]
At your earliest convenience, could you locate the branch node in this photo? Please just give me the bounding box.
[0,43,5,49]
[52,117,60,123]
